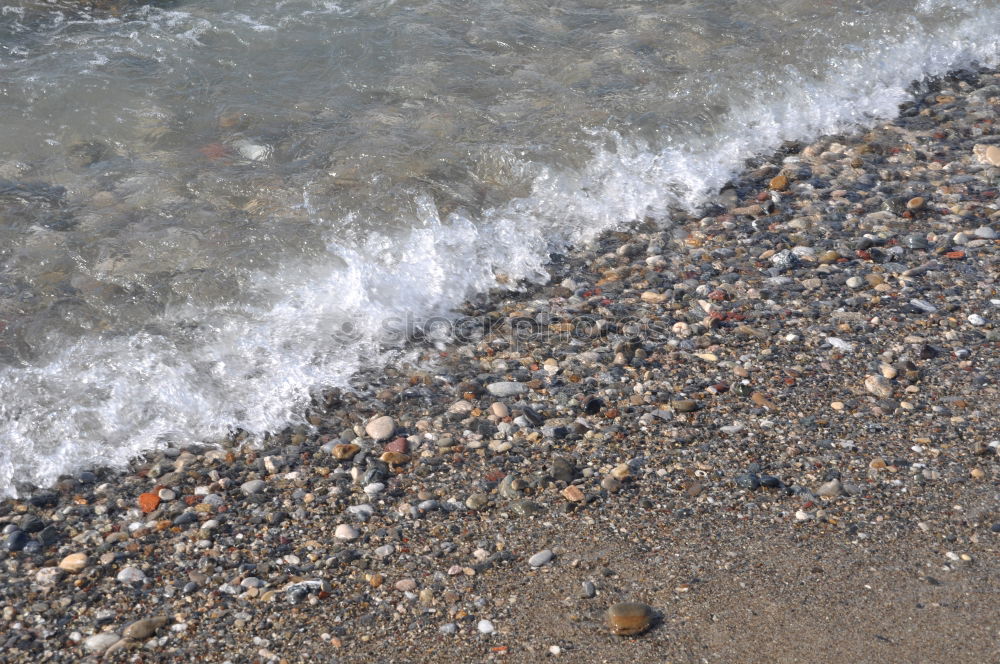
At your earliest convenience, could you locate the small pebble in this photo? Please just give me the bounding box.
[334,524,360,541]
[528,549,554,567]
[606,602,654,636]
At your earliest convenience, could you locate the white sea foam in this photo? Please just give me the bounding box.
[0,4,998,495]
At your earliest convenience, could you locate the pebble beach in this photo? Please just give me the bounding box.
[1,67,998,663]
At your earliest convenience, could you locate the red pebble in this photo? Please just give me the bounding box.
[385,437,409,454]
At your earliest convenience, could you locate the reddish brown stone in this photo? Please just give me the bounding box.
[385,437,409,454]
[138,492,160,513]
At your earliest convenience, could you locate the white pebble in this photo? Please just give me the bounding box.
[334,524,360,541]
[477,619,495,634]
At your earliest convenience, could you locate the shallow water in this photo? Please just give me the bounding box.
[0,0,998,494]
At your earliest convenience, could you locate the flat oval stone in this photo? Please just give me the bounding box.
[83,633,121,654]
[486,381,527,397]
[528,549,553,567]
[332,443,361,460]
[334,524,359,541]
[58,552,90,573]
[606,602,654,636]
[365,415,396,442]
[122,616,169,640]
[671,399,698,413]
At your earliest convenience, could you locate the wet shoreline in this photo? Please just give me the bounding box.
[0,67,998,662]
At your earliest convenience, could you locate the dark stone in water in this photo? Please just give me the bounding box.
[5,530,28,552]
[0,179,66,205]
[19,515,44,534]
[36,526,60,548]
[27,494,58,509]
[882,197,908,215]
[583,396,604,415]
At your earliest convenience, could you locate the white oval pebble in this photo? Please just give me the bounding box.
[334,524,359,541]
[477,619,495,634]
[116,566,147,584]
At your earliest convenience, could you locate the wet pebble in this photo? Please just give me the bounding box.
[606,602,654,636]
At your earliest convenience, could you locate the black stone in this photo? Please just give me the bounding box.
[36,526,60,547]
[760,475,783,489]
[735,473,761,491]
[5,530,28,552]
[19,515,44,534]
[26,494,57,509]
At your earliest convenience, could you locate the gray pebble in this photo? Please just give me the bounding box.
[528,549,554,567]
[240,479,266,495]
[486,381,528,397]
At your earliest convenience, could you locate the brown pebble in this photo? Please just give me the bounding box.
[122,616,169,641]
[769,174,789,191]
[332,443,361,460]
[906,196,925,211]
[750,392,777,410]
[818,250,841,264]
[561,485,585,502]
[58,553,89,573]
[671,399,698,413]
[380,451,410,465]
[606,602,654,635]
